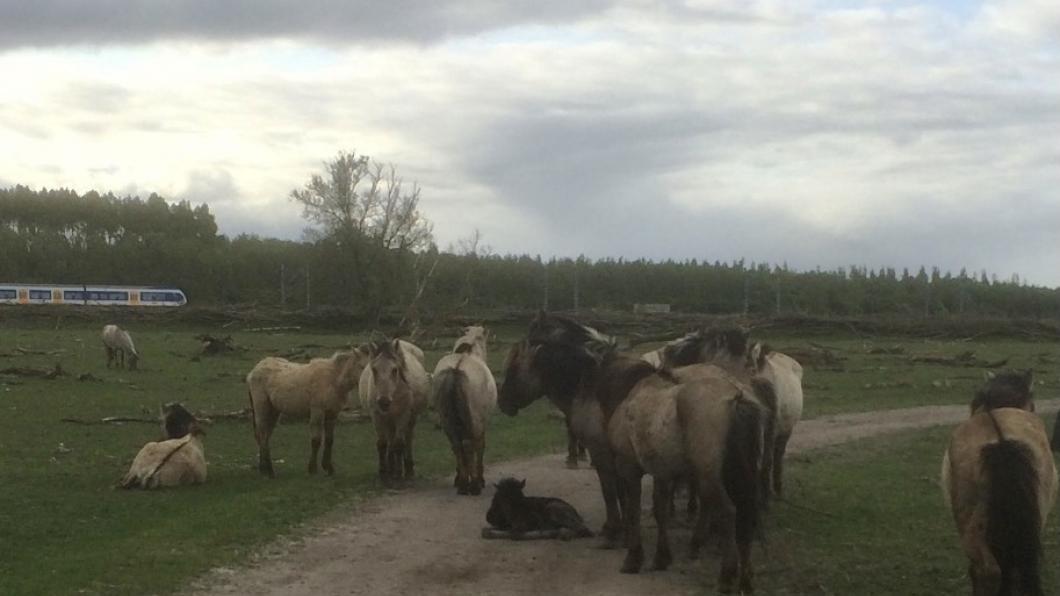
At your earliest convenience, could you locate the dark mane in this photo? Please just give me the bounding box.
[594,354,663,421]
[971,370,1034,413]
[162,402,196,439]
[454,341,475,354]
[529,313,616,359]
[663,327,749,367]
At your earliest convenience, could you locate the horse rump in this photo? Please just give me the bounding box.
[981,438,1043,595]
[433,367,476,492]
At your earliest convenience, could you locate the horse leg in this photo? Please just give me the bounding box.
[773,432,792,496]
[402,418,416,479]
[376,436,389,480]
[591,450,624,548]
[105,346,114,368]
[687,474,700,521]
[696,482,738,593]
[652,477,674,571]
[565,418,580,469]
[254,401,280,477]
[471,434,486,495]
[619,472,644,574]
[321,410,338,476]
[307,409,324,475]
[452,438,470,494]
[118,348,125,369]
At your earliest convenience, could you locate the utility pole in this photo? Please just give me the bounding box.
[573,264,580,312]
[305,267,311,309]
[742,276,750,316]
[543,261,550,311]
[280,263,286,306]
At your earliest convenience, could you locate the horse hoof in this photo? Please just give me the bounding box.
[620,554,643,574]
[652,553,672,571]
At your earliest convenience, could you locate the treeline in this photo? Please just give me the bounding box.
[2,185,1059,319]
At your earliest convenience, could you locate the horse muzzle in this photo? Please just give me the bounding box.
[377,397,392,412]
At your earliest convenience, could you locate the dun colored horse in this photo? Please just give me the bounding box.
[942,370,1057,595]
[360,339,430,482]
[432,326,497,495]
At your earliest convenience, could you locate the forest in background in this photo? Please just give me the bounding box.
[2,184,1059,322]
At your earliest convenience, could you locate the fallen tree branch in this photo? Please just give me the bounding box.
[0,364,64,379]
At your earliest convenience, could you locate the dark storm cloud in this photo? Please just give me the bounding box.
[0,0,616,49]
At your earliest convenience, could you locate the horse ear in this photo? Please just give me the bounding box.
[984,371,996,381]
[1023,369,1034,385]
[519,478,526,489]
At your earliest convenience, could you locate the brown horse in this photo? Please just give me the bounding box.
[499,312,767,590]
[942,370,1057,595]
[499,312,626,545]
[602,358,767,591]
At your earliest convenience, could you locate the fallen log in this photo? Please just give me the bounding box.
[0,364,64,379]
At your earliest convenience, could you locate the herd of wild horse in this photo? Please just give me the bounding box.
[115,312,1059,595]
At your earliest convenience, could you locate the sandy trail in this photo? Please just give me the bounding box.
[192,400,1059,596]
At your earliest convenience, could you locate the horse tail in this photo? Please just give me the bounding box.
[981,415,1043,595]
[434,366,474,448]
[1050,413,1060,453]
[751,377,778,504]
[724,393,765,546]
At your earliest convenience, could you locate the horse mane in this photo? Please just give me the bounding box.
[663,327,749,367]
[162,402,196,439]
[454,341,475,354]
[593,355,660,421]
[529,313,616,359]
[971,370,1033,413]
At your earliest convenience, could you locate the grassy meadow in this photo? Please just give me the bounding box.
[1,317,1059,594]
[754,422,1060,595]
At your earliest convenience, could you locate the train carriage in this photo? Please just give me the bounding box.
[0,284,186,307]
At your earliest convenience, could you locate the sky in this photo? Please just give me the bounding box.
[1,1,1058,285]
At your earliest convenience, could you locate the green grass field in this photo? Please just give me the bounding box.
[1,321,1058,594]
[755,422,1060,595]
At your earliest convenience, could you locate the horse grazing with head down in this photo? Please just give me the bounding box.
[360,339,430,483]
[432,326,497,495]
[484,477,593,539]
[942,370,1057,596]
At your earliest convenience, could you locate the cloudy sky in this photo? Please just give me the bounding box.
[1,1,1058,284]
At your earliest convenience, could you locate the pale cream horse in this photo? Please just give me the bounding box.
[432,326,498,494]
[941,371,1057,595]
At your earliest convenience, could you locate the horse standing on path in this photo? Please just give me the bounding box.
[432,326,497,495]
[360,339,430,483]
[942,370,1057,595]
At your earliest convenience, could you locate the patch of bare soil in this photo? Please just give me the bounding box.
[190,400,1059,596]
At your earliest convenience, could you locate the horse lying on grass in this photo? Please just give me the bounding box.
[483,477,593,540]
[942,370,1057,595]
[120,403,205,489]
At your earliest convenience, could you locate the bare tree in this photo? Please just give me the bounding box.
[290,150,433,250]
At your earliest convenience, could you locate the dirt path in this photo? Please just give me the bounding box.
[191,400,1059,596]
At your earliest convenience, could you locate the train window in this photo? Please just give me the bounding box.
[64,291,85,301]
[0,289,16,299]
[29,290,51,299]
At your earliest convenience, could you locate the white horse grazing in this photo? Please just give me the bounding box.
[102,324,140,370]
[360,339,430,482]
[748,343,804,496]
[121,403,206,489]
[432,326,498,495]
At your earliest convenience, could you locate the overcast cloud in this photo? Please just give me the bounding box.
[1,0,1058,284]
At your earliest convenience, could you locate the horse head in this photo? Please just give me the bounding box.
[161,402,198,439]
[971,369,1035,414]
[486,477,528,530]
[498,340,543,416]
[368,339,410,413]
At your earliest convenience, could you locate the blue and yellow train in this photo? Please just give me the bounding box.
[0,284,187,307]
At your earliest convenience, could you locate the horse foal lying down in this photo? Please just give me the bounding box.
[483,477,593,540]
